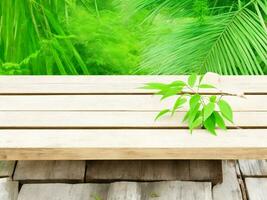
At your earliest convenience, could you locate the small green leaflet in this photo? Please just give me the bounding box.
[203,102,215,121]
[160,86,183,100]
[172,96,187,115]
[210,95,216,102]
[199,84,216,89]
[169,80,186,87]
[214,112,226,130]
[218,99,233,123]
[183,110,190,122]
[198,74,205,84]
[155,109,170,121]
[204,115,217,135]
[190,116,202,131]
[142,83,168,90]
[188,74,197,88]
[188,103,200,124]
[189,94,200,108]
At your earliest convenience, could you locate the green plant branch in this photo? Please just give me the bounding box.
[143,73,236,135]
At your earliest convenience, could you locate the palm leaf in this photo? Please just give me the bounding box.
[138,0,267,75]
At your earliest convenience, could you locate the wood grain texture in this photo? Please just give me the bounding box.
[1,129,267,160]
[17,181,212,200]
[18,183,109,200]
[0,75,266,94]
[13,161,86,183]
[107,182,141,200]
[238,160,267,177]
[0,161,15,177]
[0,111,266,128]
[86,160,222,185]
[189,160,222,184]
[141,181,212,200]
[245,178,267,200]
[0,95,263,111]
[0,76,266,161]
[0,178,18,200]
[213,161,243,200]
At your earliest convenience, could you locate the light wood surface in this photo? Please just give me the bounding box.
[0,95,263,111]
[0,75,266,94]
[0,76,266,160]
[107,182,141,200]
[13,161,86,183]
[17,181,212,200]
[245,178,267,200]
[213,161,243,200]
[0,129,267,160]
[0,111,266,128]
[238,160,267,176]
[0,178,18,200]
[141,181,212,200]
[18,183,109,200]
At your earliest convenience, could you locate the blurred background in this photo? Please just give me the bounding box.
[0,0,266,75]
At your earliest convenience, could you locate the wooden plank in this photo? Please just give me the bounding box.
[213,161,243,200]
[1,111,266,128]
[0,129,267,160]
[13,161,86,183]
[17,181,212,200]
[189,160,222,184]
[0,178,18,200]
[0,161,15,177]
[141,181,212,200]
[107,182,141,200]
[238,160,267,177]
[0,75,266,94]
[245,178,267,200]
[18,183,109,200]
[0,95,264,111]
[86,160,222,185]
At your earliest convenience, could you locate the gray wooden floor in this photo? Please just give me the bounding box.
[1,160,267,200]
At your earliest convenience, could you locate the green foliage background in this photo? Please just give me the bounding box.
[0,0,266,75]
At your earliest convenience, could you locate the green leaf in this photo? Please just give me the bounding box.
[183,111,190,122]
[214,112,226,130]
[188,103,201,124]
[199,74,205,84]
[155,109,170,121]
[138,5,266,76]
[190,116,203,130]
[189,94,200,108]
[199,84,216,89]
[210,96,217,103]
[204,115,217,135]
[169,80,186,88]
[218,99,233,123]
[172,96,187,115]
[160,87,182,100]
[142,83,168,90]
[188,74,197,88]
[203,102,215,121]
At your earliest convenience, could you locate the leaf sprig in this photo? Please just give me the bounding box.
[143,73,234,135]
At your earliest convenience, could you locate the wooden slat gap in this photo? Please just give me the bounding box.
[0,92,265,95]
[0,126,265,130]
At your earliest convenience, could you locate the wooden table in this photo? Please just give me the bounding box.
[0,76,266,160]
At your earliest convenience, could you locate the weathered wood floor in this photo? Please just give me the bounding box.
[1,160,267,200]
